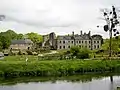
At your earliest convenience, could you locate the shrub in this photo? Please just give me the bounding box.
[18,50,23,55]
[26,50,33,55]
[77,51,89,59]
[69,46,90,59]
[77,48,90,59]
[70,46,80,56]
[8,51,14,56]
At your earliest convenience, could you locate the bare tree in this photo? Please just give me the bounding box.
[0,15,5,21]
[98,6,120,57]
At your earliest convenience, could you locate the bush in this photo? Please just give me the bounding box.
[70,46,80,56]
[69,46,90,59]
[76,48,90,59]
[8,51,14,56]
[18,50,23,55]
[26,50,33,55]
[77,51,89,59]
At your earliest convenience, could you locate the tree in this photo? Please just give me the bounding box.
[0,15,5,21]
[17,34,24,39]
[0,41,3,51]
[101,37,120,54]
[70,46,90,59]
[0,30,20,49]
[5,30,18,40]
[77,48,90,59]
[0,35,11,49]
[99,6,120,57]
[26,32,43,43]
[70,46,80,56]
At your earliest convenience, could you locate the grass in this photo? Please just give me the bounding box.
[0,55,120,78]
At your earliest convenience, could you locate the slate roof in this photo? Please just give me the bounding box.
[11,39,33,44]
[91,35,102,40]
[57,36,74,40]
[57,34,92,40]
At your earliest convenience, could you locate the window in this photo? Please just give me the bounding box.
[68,46,70,48]
[68,41,70,43]
[82,41,83,43]
[63,46,65,49]
[89,45,91,48]
[79,41,81,43]
[59,46,62,49]
[76,41,78,43]
[60,41,61,43]
[85,41,87,44]
[28,47,30,50]
[97,41,99,43]
[63,41,65,44]
[94,45,96,49]
[89,41,91,44]
[97,45,99,48]
[94,41,96,43]
[85,46,87,48]
[71,41,73,44]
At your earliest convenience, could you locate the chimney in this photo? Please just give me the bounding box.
[72,31,74,36]
[80,31,82,35]
[88,31,91,36]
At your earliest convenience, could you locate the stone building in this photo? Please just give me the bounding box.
[42,31,103,50]
[57,31,103,50]
[42,32,57,49]
[9,39,33,50]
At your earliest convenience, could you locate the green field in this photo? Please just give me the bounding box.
[0,56,120,78]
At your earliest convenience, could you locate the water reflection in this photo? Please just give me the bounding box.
[0,73,120,90]
[0,73,110,85]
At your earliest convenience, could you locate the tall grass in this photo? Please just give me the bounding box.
[0,56,120,78]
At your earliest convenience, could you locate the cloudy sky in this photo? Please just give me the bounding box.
[0,0,120,38]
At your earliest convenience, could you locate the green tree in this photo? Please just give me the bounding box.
[0,41,3,51]
[17,34,24,39]
[70,46,80,56]
[101,37,120,54]
[77,48,90,59]
[70,46,90,59]
[0,35,11,49]
[0,30,18,49]
[5,30,18,39]
[26,32,43,43]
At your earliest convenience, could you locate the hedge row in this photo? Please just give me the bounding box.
[0,60,120,78]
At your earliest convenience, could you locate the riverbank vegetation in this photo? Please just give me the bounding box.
[0,56,120,78]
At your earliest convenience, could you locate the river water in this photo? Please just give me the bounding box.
[0,74,120,90]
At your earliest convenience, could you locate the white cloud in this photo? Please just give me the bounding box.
[0,0,120,38]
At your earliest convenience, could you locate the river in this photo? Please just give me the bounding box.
[0,73,120,90]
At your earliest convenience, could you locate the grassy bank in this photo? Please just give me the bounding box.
[0,56,120,77]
